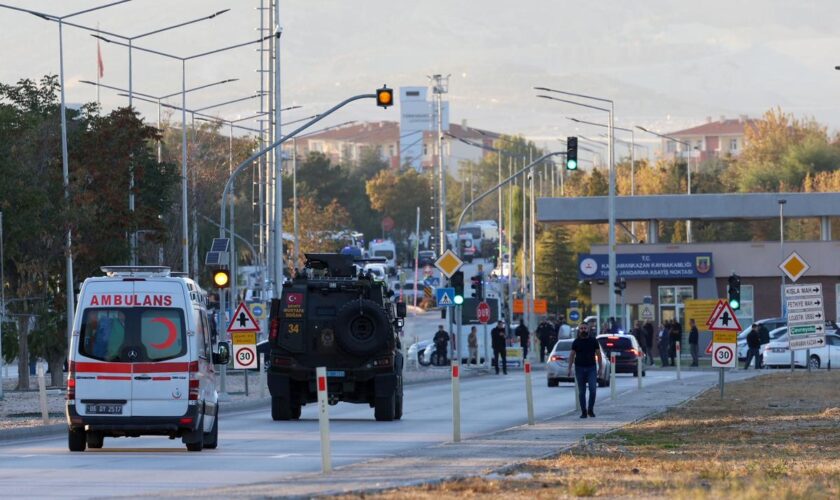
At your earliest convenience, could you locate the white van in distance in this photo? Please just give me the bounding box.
[369,239,397,276]
[65,266,230,452]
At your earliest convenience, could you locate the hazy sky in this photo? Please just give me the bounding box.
[2,0,839,156]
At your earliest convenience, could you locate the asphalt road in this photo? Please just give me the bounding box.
[0,369,704,499]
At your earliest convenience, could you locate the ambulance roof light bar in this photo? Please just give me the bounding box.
[101,266,171,277]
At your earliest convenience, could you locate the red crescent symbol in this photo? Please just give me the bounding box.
[150,317,178,350]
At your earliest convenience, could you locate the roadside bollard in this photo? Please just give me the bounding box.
[637,356,643,390]
[610,353,617,400]
[36,364,49,425]
[452,360,461,443]
[676,341,682,380]
[573,369,581,413]
[524,361,534,425]
[316,367,331,473]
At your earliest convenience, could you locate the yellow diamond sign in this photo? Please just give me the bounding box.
[780,251,809,282]
[435,249,463,278]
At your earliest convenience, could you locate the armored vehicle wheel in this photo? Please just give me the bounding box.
[374,393,396,421]
[335,299,390,357]
[272,396,296,421]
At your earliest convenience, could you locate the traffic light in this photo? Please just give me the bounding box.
[376,86,393,108]
[471,274,484,300]
[566,136,578,170]
[451,271,464,302]
[212,269,230,289]
[614,277,626,295]
[728,273,741,310]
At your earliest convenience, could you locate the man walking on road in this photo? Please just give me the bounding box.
[688,319,700,367]
[491,320,507,374]
[467,326,478,365]
[643,321,655,365]
[516,318,530,360]
[433,325,450,366]
[567,323,602,418]
[758,322,770,368]
[744,324,762,370]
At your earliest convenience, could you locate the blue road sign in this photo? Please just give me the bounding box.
[436,287,456,307]
[569,309,581,322]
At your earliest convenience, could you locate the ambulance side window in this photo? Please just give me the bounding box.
[194,308,207,359]
[201,313,212,356]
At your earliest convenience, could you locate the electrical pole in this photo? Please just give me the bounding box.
[431,74,450,255]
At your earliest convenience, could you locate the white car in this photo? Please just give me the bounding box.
[763,332,840,369]
[363,263,388,282]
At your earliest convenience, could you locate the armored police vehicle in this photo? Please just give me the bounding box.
[267,254,406,421]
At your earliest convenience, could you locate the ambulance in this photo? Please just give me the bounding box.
[65,266,230,452]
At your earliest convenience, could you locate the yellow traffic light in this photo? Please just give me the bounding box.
[376,86,393,108]
[212,269,230,289]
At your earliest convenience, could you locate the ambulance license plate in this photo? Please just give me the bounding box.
[86,403,123,415]
[327,370,345,377]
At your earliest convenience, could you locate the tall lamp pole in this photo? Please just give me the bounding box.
[536,88,617,322]
[0,0,133,347]
[94,34,272,275]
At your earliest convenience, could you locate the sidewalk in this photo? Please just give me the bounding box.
[154,369,763,498]
[0,363,489,441]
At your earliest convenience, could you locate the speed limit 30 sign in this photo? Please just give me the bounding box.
[711,331,736,368]
[234,345,257,370]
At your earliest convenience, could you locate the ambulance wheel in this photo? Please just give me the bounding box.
[86,431,104,449]
[185,418,204,452]
[68,428,87,452]
[374,393,396,421]
[203,413,219,450]
[271,396,293,421]
[291,403,302,420]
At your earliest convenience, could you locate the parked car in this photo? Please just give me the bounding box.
[763,331,840,369]
[418,250,436,267]
[597,334,647,376]
[407,339,433,367]
[736,317,787,360]
[363,263,388,282]
[546,338,611,388]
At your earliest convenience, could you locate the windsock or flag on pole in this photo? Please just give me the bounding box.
[97,39,104,78]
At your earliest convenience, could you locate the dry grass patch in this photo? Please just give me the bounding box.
[332,371,840,499]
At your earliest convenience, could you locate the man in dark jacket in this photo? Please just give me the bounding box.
[688,318,700,367]
[537,321,553,362]
[643,321,655,365]
[744,324,761,369]
[432,325,450,365]
[631,321,648,361]
[491,320,507,374]
[758,322,770,367]
[668,321,682,366]
[515,318,530,360]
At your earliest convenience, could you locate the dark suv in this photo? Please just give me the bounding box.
[597,334,646,377]
[266,253,406,421]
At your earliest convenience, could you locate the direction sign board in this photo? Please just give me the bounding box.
[707,300,742,331]
[436,287,456,307]
[434,250,463,278]
[785,283,824,351]
[779,251,810,282]
[477,301,491,324]
[227,302,261,333]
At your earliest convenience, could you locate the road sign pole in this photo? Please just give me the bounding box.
[524,361,534,425]
[807,348,811,373]
[451,359,461,442]
[315,366,331,473]
[719,367,725,399]
[482,322,488,367]
[790,350,795,373]
[610,353,616,400]
[676,341,681,380]
[637,356,642,390]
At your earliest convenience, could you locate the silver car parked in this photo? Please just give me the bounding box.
[546,338,611,388]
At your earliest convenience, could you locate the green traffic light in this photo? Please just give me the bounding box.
[454,295,464,305]
[566,159,578,170]
[729,299,740,309]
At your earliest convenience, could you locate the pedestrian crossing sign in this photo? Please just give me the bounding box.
[436,287,456,307]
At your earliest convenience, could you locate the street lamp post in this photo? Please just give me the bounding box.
[636,125,697,243]
[0,0,133,346]
[94,34,272,275]
[536,87,617,322]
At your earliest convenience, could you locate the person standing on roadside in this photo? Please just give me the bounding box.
[643,321,655,365]
[744,324,762,370]
[433,325,450,366]
[668,321,681,366]
[658,322,670,367]
[688,319,700,367]
[758,322,770,368]
[537,320,551,363]
[631,320,648,362]
[491,320,507,374]
[516,318,530,360]
[467,326,478,365]
[567,323,602,418]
